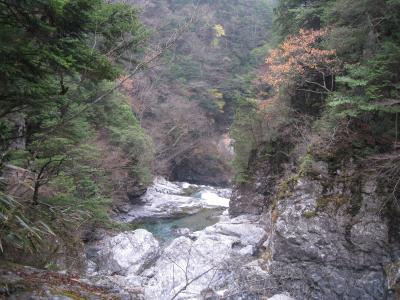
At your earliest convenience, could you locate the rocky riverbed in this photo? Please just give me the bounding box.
[3,175,398,300]
[115,177,231,222]
[84,178,279,299]
[2,177,290,300]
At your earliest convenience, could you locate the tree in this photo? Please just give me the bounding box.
[0,0,152,259]
[0,0,148,197]
[0,0,146,119]
[274,0,326,38]
[269,0,400,202]
[262,28,340,95]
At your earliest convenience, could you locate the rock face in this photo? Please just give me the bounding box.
[229,157,270,216]
[170,153,232,187]
[83,175,399,299]
[229,146,289,216]
[268,295,296,300]
[264,178,398,299]
[228,174,400,299]
[230,186,266,216]
[126,181,147,202]
[94,229,159,276]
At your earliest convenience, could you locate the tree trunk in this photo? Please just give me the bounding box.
[32,181,40,205]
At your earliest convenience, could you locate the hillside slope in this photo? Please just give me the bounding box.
[126,0,273,185]
[229,0,400,298]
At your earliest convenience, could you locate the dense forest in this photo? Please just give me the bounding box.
[233,0,400,186]
[0,0,154,261]
[1,0,400,299]
[128,0,273,185]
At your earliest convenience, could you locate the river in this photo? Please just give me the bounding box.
[86,177,268,299]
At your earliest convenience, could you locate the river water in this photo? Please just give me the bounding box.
[136,207,225,244]
[117,176,232,241]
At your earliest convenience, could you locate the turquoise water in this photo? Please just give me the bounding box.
[137,208,224,244]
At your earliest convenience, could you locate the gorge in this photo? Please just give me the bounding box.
[1,0,400,299]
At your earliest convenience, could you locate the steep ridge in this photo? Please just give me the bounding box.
[226,0,400,298]
[123,0,273,185]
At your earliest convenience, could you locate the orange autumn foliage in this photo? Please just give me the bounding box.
[257,96,278,112]
[119,75,135,92]
[262,29,340,93]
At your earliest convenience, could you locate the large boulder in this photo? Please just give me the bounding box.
[95,229,159,276]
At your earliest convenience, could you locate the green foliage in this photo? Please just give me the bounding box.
[169,58,202,82]
[157,0,273,118]
[230,98,262,182]
[299,154,314,176]
[231,0,400,201]
[0,0,152,262]
[250,43,272,65]
[0,188,55,253]
[131,0,274,178]
[230,88,296,182]
[0,0,146,118]
[274,0,326,38]
[328,41,400,120]
[92,91,154,185]
[271,0,400,150]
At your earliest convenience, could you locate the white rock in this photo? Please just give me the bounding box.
[207,216,266,246]
[180,182,191,189]
[145,235,235,299]
[124,192,204,221]
[121,178,231,222]
[176,227,191,236]
[200,191,230,207]
[151,177,185,195]
[88,274,146,298]
[268,294,296,300]
[238,245,254,256]
[96,229,159,276]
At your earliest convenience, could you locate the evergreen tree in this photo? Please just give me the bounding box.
[0,0,151,257]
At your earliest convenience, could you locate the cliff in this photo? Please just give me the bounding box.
[229,149,400,299]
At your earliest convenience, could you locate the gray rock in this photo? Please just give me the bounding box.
[238,245,254,256]
[95,229,160,276]
[126,183,147,202]
[229,148,284,216]
[235,177,400,300]
[386,260,400,292]
[310,160,328,177]
[229,187,266,216]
